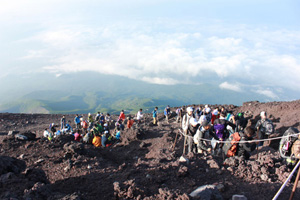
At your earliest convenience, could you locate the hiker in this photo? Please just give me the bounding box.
[101,131,109,147]
[164,105,171,123]
[213,112,236,139]
[43,128,53,141]
[83,131,93,144]
[226,111,236,124]
[62,121,73,134]
[235,112,248,132]
[211,112,236,154]
[99,113,105,126]
[118,110,126,122]
[92,133,102,147]
[203,107,212,124]
[93,123,103,135]
[182,107,200,153]
[127,117,135,129]
[136,109,144,124]
[74,130,82,142]
[194,106,202,121]
[81,118,88,133]
[115,127,121,141]
[105,113,112,127]
[255,111,274,147]
[194,120,220,154]
[176,107,184,123]
[50,123,57,135]
[236,127,256,160]
[74,114,82,129]
[153,107,158,125]
[61,115,66,130]
[88,113,94,129]
[95,112,100,121]
[211,107,219,124]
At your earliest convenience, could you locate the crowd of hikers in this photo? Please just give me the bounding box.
[42,104,300,164]
[43,109,141,148]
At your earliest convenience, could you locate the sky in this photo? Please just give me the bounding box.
[1,0,300,100]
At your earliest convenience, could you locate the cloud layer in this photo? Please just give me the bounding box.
[1,1,300,100]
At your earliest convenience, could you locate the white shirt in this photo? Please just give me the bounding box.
[137,111,143,120]
[43,130,50,138]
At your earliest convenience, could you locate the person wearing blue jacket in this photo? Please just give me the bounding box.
[164,105,171,124]
[153,107,158,125]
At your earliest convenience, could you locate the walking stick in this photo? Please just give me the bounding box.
[289,163,300,200]
[183,130,187,155]
[172,130,179,152]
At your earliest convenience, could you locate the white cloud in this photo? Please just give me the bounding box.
[141,77,179,85]
[219,82,242,92]
[256,89,279,99]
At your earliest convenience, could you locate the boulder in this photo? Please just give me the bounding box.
[232,194,248,200]
[189,185,223,200]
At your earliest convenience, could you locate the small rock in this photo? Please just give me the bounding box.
[87,165,92,169]
[18,154,25,159]
[15,134,28,140]
[8,131,19,136]
[179,156,189,164]
[206,169,209,173]
[35,159,44,164]
[227,167,234,172]
[260,174,268,181]
[146,174,152,179]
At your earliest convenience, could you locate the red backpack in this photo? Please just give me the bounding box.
[82,121,88,129]
[223,132,241,157]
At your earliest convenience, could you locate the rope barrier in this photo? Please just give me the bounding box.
[272,160,300,200]
[178,129,300,144]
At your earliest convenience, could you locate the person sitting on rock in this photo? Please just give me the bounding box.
[50,123,57,135]
[74,130,82,142]
[255,111,274,147]
[237,126,256,160]
[92,133,102,147]
[43,128,53,141]
[62,121,73,134]
[127,116,135,129]
[102,131,110,147]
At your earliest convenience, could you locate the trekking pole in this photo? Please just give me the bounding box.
[289,164,300,200]
[172,130,179,152]
[183,130,187,155]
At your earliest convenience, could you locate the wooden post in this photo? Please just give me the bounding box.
[172,131,179,152]
[289,164,300,200]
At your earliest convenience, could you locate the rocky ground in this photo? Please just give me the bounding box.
[1,100,300,200]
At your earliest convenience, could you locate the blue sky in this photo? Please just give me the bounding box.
[0,0,300,100]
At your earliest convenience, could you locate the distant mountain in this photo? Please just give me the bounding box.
[0,72,297,114]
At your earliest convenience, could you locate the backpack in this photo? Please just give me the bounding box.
[263,120,274,135]
[214,124,225,139]
[279,127,299,159]
[292,140,300,159]
[222,132,241,157]
[82,121,88,129]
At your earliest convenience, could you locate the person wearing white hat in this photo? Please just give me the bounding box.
[182,107,200,154]
[255,111,274,147]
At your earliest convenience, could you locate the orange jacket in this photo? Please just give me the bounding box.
[127,119,134,129]
[92,136,102,147]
